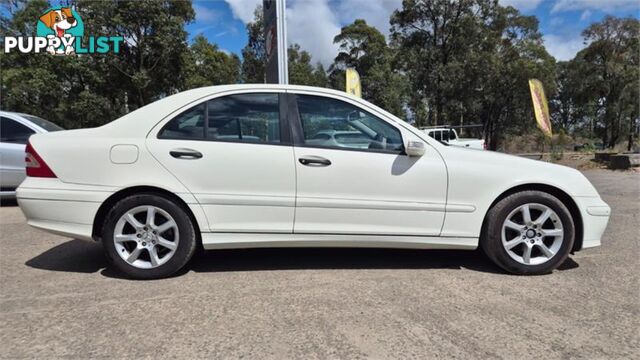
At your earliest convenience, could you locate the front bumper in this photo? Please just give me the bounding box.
[573,196,611,250]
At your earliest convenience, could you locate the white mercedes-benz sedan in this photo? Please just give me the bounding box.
[17,85,610,279]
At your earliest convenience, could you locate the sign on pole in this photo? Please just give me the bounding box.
[528,79,552,138]
[264,0,288,84]
[345,68,361,98]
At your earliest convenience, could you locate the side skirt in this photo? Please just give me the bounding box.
[201,232,478,250]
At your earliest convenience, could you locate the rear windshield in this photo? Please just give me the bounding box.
[21,115,64,132]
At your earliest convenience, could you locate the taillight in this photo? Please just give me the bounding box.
[25,141,57,178]
[483,142,488,150]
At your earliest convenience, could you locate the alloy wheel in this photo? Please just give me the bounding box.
[501,203,564,266]
[113,205,180,269]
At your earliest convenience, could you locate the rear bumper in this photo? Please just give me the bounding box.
[573,196,611,250]
[17,178,115,241]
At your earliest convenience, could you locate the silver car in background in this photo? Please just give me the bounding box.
[0,111,63,198]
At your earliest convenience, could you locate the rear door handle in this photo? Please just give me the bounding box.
[299,156,331,166]
[170,148,203,159]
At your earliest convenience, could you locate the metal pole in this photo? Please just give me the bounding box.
[276,0,288,84]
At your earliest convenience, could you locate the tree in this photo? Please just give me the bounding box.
[331,19,407,117]
[240,5,265,83]
[575,16,639,148]
[288,44,327,87]
[1,0,197,128]
[1,0,119,128]
[391,0,556,149]
[183,35,241,89]
[77,0,195,109]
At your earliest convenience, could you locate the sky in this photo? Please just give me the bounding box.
[186,0,639,65]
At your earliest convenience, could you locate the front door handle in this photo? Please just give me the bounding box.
[170,148,203,159]
[299,156,331,166]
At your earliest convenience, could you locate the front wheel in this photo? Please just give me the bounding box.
[102,194,197,279]
[481,190,575,275]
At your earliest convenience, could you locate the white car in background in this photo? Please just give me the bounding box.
[17,85,610,279]
[422,127,486,149]
[0,111,63,198]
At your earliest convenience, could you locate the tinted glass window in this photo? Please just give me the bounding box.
[296,95,403,153]
[0,117,35,144]
[158,103,206,140]
[21,115,63,132]
[207,93,280,143]
[448,129,457,140]
[442,130,450,141]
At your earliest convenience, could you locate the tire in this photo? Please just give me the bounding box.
[102,194,197,279]
[481,190,575,275]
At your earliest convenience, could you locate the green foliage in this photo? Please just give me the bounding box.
[240,5,265,83]
[77,0,195,108]
[390,0,556,149]
[567,16,639,149]
[1,0,196,128]
[183,35,241,89]
[330,19,408,118]
[0,0,637,151]
[288,44,328,87]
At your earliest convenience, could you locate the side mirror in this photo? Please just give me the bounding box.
[405,140,426,157]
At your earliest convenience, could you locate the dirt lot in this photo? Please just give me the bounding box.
[0,169,638,359]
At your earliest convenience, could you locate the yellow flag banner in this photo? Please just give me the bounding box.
[528,79,552,138]
[346,68,361,98]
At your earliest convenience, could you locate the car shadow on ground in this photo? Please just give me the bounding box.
[25,238,580,279]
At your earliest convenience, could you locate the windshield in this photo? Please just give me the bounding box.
[21,115,64,132]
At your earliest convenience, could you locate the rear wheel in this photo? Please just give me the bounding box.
[102,194,196,279]
[481,190,575,275]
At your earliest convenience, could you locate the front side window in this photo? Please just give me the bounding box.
[158,93,280,144]
[0,117,35,144]
[295,95,403,153]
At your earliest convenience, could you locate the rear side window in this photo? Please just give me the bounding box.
[158,104,206,140]
[0,117,35,144]
[208,93,280,143]
[158,93,280,144]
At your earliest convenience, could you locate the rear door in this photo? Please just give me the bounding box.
[146,92,296,233]
[289,93,448,236]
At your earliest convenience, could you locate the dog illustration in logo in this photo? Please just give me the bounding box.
[39,8,77,55]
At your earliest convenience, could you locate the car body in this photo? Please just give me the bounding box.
[0,111,63,198]
[422,127,486,149]
[16,84,610,278]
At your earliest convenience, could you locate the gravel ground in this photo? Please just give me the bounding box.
[0,169,638,359]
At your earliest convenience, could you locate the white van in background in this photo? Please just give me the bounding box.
[422,127,486,149]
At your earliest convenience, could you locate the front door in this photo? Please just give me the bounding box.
[146,92,296,233]
[290,93,448,236]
